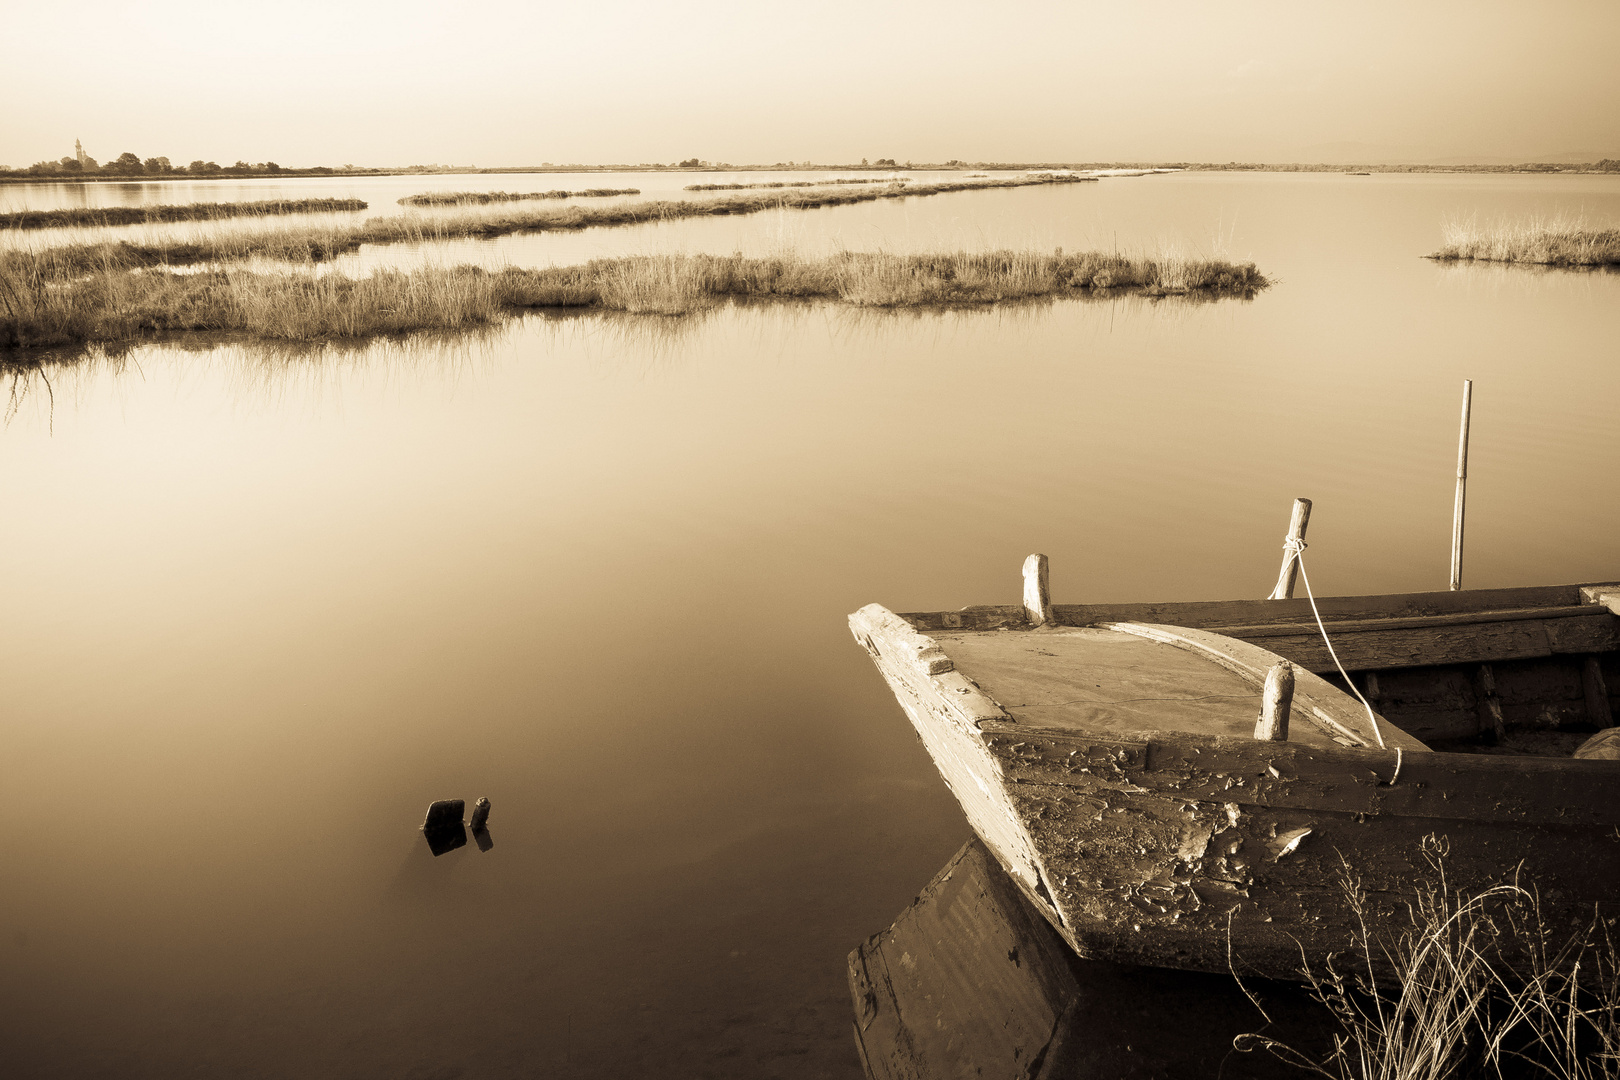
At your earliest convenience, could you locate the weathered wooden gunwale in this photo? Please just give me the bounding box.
[900,582,1620,676]
[852,581,1620,979]
[901,580,1620,633]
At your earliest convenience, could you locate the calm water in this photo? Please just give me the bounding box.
[2,173,1618,1078]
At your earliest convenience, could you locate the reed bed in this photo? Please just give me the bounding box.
[1429,218,1620,266]
[1236,839,1619,1080]
[3,198,367,231]
[7,174,1093,275]
[397,188,640,206]
[0,259,505,349]
[684,178,907,191]
[0,247,1267,350]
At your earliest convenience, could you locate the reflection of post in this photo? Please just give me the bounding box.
[1451,380,1472,592]
[1267,499,1312,600]
[424,822,467,856]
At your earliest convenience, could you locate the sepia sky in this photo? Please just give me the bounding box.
[3,0,1616,168]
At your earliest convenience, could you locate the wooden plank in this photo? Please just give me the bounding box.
[1245,619,1555,673]
[896,582,1620,636]
[902,605,1025,632]
[1580,583,1620,616]
[1545,613,1620,654]
[973,721,1620,978]
[1095,622,1429,751]
[850,604,1008,728]
[980,722,1620,826]
[849,605,1060,916]
[1050,582,1590,629]
[1209,605,1599,638]
[1584,657,1615,727]
[1476,665,1506,740]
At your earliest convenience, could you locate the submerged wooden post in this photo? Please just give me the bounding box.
[1451,380,1472,592]
[1267,498,1313,600]
[1023,554,1053,627]
[422,799,465,830]
[1254,661,1295,741]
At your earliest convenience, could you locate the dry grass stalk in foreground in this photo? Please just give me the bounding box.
[3,198,368,231]
[1490,908,1620,1080]
[10,174,1095,275]
[397,188,640,206]
[1235,837,1619,1080]
[1429,219,1620,266]
[0,249,1268,350]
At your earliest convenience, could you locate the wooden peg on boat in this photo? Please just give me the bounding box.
[1254,661,1295,741]
[1023,554,1053,627]
[1267,499,1312,600]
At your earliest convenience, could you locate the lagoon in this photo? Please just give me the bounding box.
[1,171,1618,1078]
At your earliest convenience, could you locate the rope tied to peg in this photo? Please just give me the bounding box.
[1280,539,1391,757]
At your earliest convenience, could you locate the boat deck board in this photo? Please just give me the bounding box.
[928,626,1347,750]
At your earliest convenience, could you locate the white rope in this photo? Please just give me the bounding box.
[1281,538,1390,752]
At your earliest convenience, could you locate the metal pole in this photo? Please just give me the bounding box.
[1450,380,1472,591]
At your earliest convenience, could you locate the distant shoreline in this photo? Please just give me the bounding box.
[3,160,1617,186]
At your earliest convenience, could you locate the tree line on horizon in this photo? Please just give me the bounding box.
[0,152,346,180]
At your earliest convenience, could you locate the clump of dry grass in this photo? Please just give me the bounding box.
[1429,217,1620,266]
[592,254,712,315]
[1490,904,1620,1080]
[7,173,1098,275]
[684,178,907,191]
[397,188,640,206]
[1,198,368,231]
[0,252,506,348]
[1234,836,1619,1080]
[1,247,1268,351]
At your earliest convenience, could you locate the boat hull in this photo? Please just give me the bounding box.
[852,603,1620,979]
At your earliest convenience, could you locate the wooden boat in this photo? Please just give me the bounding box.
[849,557,1620,980]
[849,836,1328,1080]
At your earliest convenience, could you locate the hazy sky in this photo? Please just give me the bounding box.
[4,0,1616,167]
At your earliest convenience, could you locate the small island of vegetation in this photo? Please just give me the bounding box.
[684,178,911,191]
[1429,218,1620,266]
[0,249,1267,353]
[4,198,367,231]
[397,188,641,207]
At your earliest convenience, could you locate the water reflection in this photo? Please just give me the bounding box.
[850,838,1328,1080]
[423,821,468,856]
[1,286,1241,385]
